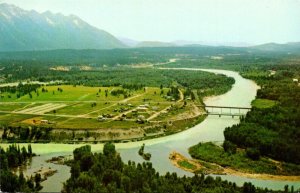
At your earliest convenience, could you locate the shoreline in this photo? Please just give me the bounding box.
[169,151,300,182]
[0,114,207,145]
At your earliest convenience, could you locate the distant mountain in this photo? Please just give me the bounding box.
[118,39,252,48]
[136,41,176,48]
[173,40,253,47]
[118,37,140,47]
[251,42,300,52]
[0,3,126,51]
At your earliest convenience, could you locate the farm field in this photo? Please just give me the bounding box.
[0,84,205,141]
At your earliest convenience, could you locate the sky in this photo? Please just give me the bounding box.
[2,0,300,45]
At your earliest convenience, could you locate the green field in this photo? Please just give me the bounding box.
[251,99,276,109]
[0,84,206,141]
[0,85,139,102]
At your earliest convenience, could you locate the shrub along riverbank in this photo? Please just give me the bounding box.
[189,142,300,176]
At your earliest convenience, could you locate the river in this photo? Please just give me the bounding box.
[1,69,299,192]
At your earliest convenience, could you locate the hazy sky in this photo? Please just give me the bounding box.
[2,0,300,44]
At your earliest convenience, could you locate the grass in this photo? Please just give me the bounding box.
[189,142,300,175]
[0,85,142,102]
[0,113,35,125]
[241,70,270,78]
[0,103,28,111]
[252,99,276,109]
[178,160,197,170]
[48,102,117,116]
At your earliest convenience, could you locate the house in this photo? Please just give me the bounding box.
[41,120,49,124]
[137,105,149,111]
[138,115,145,120]
[137,107,148,111]
[98,115,107,122]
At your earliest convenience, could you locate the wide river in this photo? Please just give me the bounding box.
[1,69,299,192]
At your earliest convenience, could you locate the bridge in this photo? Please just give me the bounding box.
[196,105,252,117]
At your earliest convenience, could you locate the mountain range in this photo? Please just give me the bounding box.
[0,3,299,52]
[0,3,126,51]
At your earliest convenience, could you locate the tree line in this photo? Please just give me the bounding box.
[0,144,42,192]
[62,143,294,193]
[2,126,52,142]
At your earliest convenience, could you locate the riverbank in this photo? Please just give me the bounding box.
[169,151,300,181]
[0,113,207,144]
[189,142,300,176]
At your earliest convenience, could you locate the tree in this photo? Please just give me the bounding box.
[103,142,116,157]
[80,153,94,171]
[35,173,42,190]
[21,146,27,163]
[18,172,26,188]
[73,145,91,161]
[28,144,32,156]
[246,148,260,160]
[76,173,96,191]
[71,162,81,179]
[223,140,237,154]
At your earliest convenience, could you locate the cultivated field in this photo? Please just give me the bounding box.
[0,85,205,141]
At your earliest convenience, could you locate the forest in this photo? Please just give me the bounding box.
[224,66,300,165]
[0,64,234,97]
[0,144,42,192]
[62,143,295,193]
[0,47,249,65]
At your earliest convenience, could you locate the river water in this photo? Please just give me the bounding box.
[1,69,299,192]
